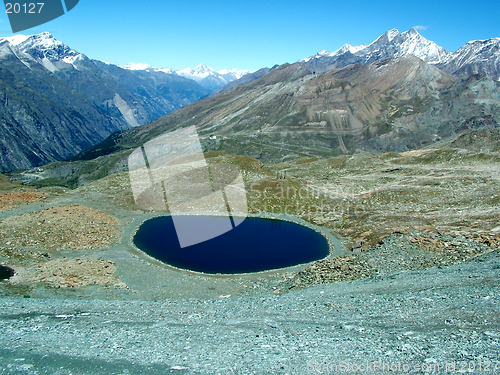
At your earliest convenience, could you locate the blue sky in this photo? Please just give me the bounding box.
[1,0,499,71]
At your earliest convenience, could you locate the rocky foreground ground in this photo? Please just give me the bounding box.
[1,249,499,374]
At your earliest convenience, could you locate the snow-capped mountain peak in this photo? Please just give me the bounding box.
[217,68,249,80]
[386,28,400,42]
[299,27,500,81]
[4,31,247,90]
[334,43,367,55]
[176,63,215,79]
[0,32,85,71]
[396,28,452,64]
[300,27,454,71]
[19,32,73,56]
[194,63,211,73]
[120,62,249,91]
[363,28,400,52]
[465,37,500,46]
[437,37,500,80]
[175,64,249,90]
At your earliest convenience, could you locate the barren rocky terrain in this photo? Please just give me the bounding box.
[0,137,499,373]
[1,137,499,296]
[1,247,499,374]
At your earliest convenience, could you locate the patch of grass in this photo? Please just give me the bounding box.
[0,173,20,190]
[204,151,227,159]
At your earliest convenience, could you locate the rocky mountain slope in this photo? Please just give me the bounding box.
[436,37,500,81]
[203,28,500,104]
[72,54,499,169]
[0,32,209,172]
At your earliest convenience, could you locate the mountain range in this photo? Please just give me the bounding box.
[2,28,500,178]
[76,55,498,164]
[299,28,500,81]
[61,27,499,186]
[0,32,214,172]
[207,28,500,108]
[120,62,249,91]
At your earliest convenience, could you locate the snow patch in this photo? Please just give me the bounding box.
[154,67,175,74]
[0,34,30,45]
[387,28,400,42]
[62,54,82,65]
[121,62,151,70]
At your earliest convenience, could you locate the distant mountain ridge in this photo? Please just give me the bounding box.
[206,28,500,97]
[300,28,500,81]
[121,62,249,91]
[436,37,500,80]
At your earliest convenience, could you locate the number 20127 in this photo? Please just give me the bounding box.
[5,3,44,14]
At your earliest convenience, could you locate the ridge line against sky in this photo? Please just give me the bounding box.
[0,0,499,72]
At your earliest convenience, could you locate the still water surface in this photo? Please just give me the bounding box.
[133,215,329,274]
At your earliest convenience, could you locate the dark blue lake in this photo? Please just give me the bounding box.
[133,216,329,274]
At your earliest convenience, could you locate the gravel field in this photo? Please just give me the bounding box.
[1,248,499,375]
